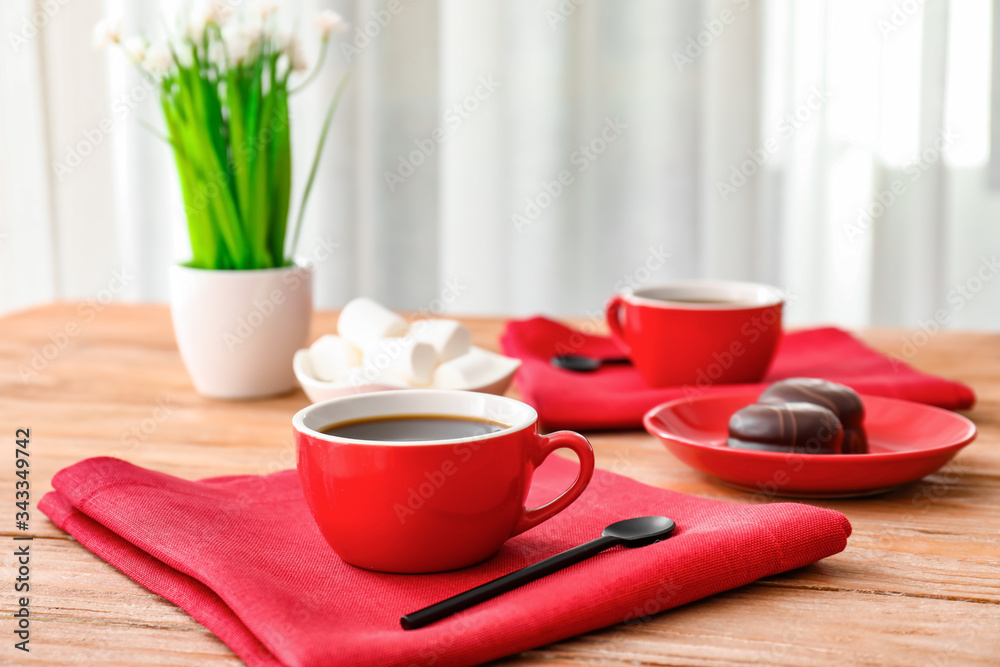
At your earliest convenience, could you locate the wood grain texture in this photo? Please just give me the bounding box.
[0,304,997,666]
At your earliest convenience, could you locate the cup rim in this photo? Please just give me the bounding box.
[623,280,785,310]
[292,389,537,446]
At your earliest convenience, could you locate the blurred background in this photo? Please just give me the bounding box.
[1,0,998,328]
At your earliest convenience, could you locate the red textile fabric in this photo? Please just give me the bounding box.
[501,318,975,430]
[40,455,851,667]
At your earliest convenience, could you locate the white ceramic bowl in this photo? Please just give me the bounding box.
[293,347,521,403]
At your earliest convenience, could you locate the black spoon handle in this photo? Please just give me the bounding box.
[401,534,620,630]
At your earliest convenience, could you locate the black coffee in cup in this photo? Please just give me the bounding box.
[321,415,507,441]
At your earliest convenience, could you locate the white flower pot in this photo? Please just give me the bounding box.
[169,263,313,399]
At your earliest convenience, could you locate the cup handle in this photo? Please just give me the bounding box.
[605,294,630,355]
[510,431,595,537]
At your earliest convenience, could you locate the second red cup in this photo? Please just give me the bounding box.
[605,281,784,388]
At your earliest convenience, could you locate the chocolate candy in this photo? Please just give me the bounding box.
[759,378,868,453]
[727,402,843,454]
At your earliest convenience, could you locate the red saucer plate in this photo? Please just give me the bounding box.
[643,390,977,498]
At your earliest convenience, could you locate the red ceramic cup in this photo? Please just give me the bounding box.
[605,281,785,388]
[293,389,595,573]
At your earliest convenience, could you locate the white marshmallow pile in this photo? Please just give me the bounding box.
[306,297,519,390]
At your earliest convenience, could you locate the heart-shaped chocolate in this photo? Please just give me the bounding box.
[759,378,868,454]
[727,402,843,454]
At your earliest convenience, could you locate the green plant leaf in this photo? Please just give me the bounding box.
[269,85,292,265]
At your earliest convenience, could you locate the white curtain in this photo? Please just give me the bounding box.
[2,0,998,329]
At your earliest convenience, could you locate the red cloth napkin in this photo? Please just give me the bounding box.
[501,318,976,430]
[40,456,851,667]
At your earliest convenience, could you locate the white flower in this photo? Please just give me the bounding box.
[208,40,226,66]
[222,27,251,64]
[314,10,348,39]
[229,38,251,63]
[204,0,235,26]
[91,18,122,49]
[241,21,262,44]
[174,41,194,68]
[255,3,279,21]
[289,36,308,72]
[187,13,206,44]
[274,29,293,51]
[123,36,147,62]
[145,42,173,75]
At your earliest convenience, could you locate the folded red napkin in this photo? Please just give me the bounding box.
[40,456,850,667]
[501,318,976,430]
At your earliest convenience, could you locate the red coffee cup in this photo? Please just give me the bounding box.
[605,281,784,388]
[293,389,595,573]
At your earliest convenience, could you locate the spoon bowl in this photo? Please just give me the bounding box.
[602,516,676,546]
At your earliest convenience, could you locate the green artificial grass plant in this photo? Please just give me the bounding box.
[95,5,349,270]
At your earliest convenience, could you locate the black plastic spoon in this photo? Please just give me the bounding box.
[400,516,676,630]
[551,354,631,372]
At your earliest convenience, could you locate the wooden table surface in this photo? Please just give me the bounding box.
[1,304,998,666]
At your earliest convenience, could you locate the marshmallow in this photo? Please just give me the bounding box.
[308,335,362,382]
[337,297,408,348]
[432,346,521,390]
[408,319,471,363]
[362,338,437,386]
